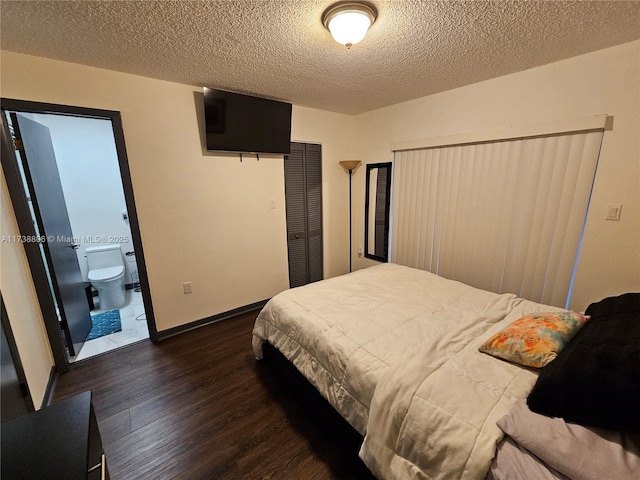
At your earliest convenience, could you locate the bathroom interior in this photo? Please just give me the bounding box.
[7,111,149,361]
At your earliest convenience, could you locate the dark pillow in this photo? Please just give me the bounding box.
[527,292,640,433]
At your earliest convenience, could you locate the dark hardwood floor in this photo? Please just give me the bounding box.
[54,310,377,480]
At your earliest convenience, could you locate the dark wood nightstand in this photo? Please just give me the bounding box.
[1,391,109,480]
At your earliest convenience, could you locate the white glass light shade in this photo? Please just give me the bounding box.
[328,11,372,47]
[322,2,377,49]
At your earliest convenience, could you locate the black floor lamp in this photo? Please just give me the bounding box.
[339,160,362,272]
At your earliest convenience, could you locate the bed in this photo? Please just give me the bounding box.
[252,264,639,479]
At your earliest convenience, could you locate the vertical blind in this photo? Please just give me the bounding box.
[391,129,604,307]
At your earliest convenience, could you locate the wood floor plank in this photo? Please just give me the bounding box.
[98,409,132,446]
[54,310,376,480]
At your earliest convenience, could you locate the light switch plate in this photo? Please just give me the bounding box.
[605,204,622,221]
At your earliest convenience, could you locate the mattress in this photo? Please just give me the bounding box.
[252,263,567,479]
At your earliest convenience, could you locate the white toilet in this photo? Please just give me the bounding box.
[86,244,126,310]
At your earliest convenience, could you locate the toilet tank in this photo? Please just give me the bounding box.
[86,244,123,270]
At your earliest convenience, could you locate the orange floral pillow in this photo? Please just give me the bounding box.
[479,312,590,368]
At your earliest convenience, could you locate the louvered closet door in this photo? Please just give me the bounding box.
[305,144,323,283]
[284,142,323,288]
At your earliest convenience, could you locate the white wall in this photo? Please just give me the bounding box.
[352,40,640,312]
[21,113,139,284]
[1,175,54,409]
[0,51,355,335]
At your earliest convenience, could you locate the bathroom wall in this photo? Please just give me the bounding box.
[22,113,139,286]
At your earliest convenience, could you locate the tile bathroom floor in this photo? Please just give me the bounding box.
[74,289,149,361]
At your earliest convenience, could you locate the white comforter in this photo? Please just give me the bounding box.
[252,264,567,479]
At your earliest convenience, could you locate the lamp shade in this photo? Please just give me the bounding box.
[340,160,362,172]
[322,2,377,48]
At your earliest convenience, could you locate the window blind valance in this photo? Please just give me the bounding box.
[391,115,607,153]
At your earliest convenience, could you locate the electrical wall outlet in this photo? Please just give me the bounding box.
[358,247,363,258]
[183,281,192,294]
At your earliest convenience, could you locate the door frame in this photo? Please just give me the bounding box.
[1,98,158,371]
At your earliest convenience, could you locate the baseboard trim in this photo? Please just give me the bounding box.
[156,299,269,341]
[42,366,58,407]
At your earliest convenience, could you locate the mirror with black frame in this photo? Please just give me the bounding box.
[364,162,392,262]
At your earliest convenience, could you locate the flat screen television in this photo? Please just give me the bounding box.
[203,87,292,155]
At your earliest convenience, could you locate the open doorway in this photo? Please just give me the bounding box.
[1,99,157,368]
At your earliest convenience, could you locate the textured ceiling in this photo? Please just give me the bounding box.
[1,1,639,115]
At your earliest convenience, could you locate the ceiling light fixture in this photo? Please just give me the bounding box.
[322,1,377,49]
